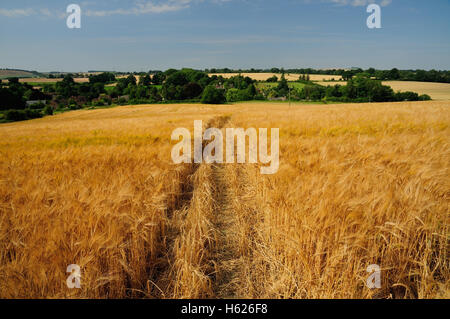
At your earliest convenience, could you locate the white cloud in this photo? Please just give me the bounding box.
[0,0,395,19]
[0,1,205,18]
[85,1,193,17]
[328,0,392,6]
[39,8,53,17]
[0,8,35,17]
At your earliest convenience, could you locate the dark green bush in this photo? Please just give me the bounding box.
[44,105,54,115]
[395,91,419,101]
[28,102,46,110]
[5,109,42,122]
[6,110,27,121]
[25,109,43,119]
[201,86,226,104]
[93,100,105,107]
[419,94,432,101]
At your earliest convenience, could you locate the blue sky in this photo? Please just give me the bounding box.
[1,0,449,72]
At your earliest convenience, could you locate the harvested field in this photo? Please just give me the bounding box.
[317,81,450,100]
[18,78,90,84]
[384,81,450,101]
[210,73,343,82]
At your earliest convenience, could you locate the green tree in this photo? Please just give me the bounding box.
[149,87,162,102]
[270,68,280,73]
[394,91,419,101]
[8,77,19,84]
[126,74,137,86]
[139,74,152,87]
[276,74,289,96]
[182,82,202,99]
[44,105,54,115]
[226,88,240,102]
[201,85,226,104]
[161,84,178,101]
[165,71,188,87]
[367,67,376,75]
[419,94,431,101]
[89,72,116,84]
[342,71,354,81]
[152,72,165,85]
[388,68,400,80]
[135,86,149,99]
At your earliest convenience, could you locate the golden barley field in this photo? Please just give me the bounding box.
[384,81,450,101]
[18,78,90,84]
[317,80,450,101]
[0,101,449,299]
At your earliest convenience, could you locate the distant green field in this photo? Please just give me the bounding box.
[104,86,115,93]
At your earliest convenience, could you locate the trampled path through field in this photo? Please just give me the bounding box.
[208,115,243,298]
[156,115,253,298]
[211,163,241,298]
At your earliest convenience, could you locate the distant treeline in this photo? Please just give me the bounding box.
[5,67,449,84]
[0,69,431,123]
[206,67,450,83]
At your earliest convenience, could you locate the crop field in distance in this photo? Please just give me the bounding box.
[209,73,343,82]
[256,82,306,90]
[317,80,450,101]
[0,70,37,79]
[18,77,91,84]
[383,81,450,101]
[0,100,448,299]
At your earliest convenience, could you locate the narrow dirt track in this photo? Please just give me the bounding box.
[207,115,243,298]
[155,115,260,298]
[211,163,241,298]
[208,115,260,299]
